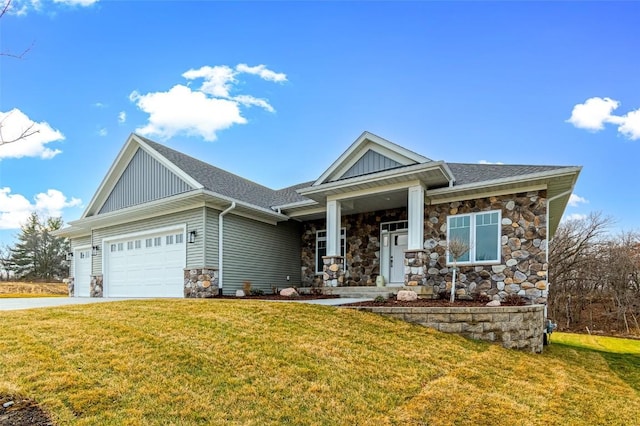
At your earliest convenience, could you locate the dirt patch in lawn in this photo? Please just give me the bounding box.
[0,395,55,426]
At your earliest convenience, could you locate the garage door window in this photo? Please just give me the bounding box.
[176,233,184,244]
[166,235,174,245]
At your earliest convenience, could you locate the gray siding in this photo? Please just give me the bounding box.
[204,207,220,267]
[99,148,193,214]
[340,149,402,180]
[222,215,301,295]
[91,208,204,275]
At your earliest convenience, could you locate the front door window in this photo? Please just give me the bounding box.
[390,232,408,284]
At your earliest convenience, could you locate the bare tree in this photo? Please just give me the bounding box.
[548,212,611,328]
[0,0,39,146]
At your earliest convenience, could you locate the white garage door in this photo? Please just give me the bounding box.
[74,248,92,297]
[105,229,185,298]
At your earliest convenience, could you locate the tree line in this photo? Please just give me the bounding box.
[0,212,69,281]
[549,212,640,335]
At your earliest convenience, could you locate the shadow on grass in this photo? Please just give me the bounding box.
[554,342,640,393]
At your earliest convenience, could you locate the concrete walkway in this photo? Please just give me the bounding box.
[0,297,132,311]
[0,296,372,311]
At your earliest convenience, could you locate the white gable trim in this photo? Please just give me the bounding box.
[313,131,431,186]
[81,134,203,218]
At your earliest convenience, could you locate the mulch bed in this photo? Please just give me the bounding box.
[213,294,340,301]
[342,298,503,308]
[0,395,54,426]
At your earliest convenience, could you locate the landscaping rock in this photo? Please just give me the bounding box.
[235,290,245,297]
[486,300,501,307]
[397,290,418,301]
[280,287,298,297]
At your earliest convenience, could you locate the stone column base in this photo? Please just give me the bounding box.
[322,256,344,287]
[184,268,219,298]
[404,250,427,286]
[90,275,103,297]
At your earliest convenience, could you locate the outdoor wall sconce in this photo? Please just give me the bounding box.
[92,245,100,256]
[188,230,197,244]
[66,252,73,261]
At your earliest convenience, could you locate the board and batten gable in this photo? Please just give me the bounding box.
[340,149,403,180]
[222,215,301,295]
[98,147,195,215]
[90,208,204,276]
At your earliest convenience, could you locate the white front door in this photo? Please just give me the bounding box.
[74,249,92,297]
[389,232,408,285]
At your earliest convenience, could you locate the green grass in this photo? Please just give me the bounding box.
[1,300,639,425]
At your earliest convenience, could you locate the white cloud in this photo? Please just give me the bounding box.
[236,63,288,82]
[98,128,107,137]
[567,97,640,140]
[478,160,504,165]
[131,64,286,141]
[0,187,81,230]
[563,213,587,222]
[0,108,64,160]
[130,85,246,142]
[118,111,126,124]
[53,0,99,5]
[7,0,97,15]
[568,193,588,207]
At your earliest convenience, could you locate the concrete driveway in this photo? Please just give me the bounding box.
[0,296,371,311]
[0,297,132,311]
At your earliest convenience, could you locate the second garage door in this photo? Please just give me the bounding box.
[105,229,186,298]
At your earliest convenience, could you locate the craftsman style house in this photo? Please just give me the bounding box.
[58,132,580,303]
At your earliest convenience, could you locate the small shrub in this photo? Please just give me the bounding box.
[249,288,264,296]
[243,281,252,295]
[373,295,387,304]
[503,293,526,306]
[474,293,492,304]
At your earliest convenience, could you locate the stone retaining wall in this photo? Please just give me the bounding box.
[349,304,545,353]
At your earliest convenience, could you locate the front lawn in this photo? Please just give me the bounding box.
[1,300,639,425]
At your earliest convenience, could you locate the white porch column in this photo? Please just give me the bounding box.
[326,199,342,256]
[407,185,425,250]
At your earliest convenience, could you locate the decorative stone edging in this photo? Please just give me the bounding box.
[347,304,545,353]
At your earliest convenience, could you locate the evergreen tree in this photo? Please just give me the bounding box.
[9,212,69,281]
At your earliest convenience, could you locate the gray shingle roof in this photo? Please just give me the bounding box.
[139,136,285,209]
[447,163,569,186]
[139,135,576,210]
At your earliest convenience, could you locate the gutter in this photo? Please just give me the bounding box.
[218,202,236,295]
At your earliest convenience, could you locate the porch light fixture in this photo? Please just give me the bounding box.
[92,245,100,256]
[188,230,197,244]
[66,252,73,261]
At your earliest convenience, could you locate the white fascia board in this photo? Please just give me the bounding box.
[312,131,432,186]
[427,167,582,201]
[301,161,449,197]
[133,134,204,190]
[326,179,422,202]
[274,199,317,210]
[200,190,290,223]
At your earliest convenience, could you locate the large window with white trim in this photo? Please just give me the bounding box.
[447,210,501,264]
[315,228,346,274]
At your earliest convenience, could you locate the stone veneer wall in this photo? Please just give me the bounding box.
[300,191,547,303]
[184,268,219,298]
[350,304,545,353]
[422,191,548,303]
[90,275,103,297]
[67,277,75,297]
[301,208,407,287]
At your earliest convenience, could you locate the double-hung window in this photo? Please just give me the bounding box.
[446,210,501,264]
[315,228,346,274]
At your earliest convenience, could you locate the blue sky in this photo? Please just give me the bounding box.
[1,0,639,247]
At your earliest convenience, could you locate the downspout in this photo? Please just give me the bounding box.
[545,188,573,318]
[218,202,236,295]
